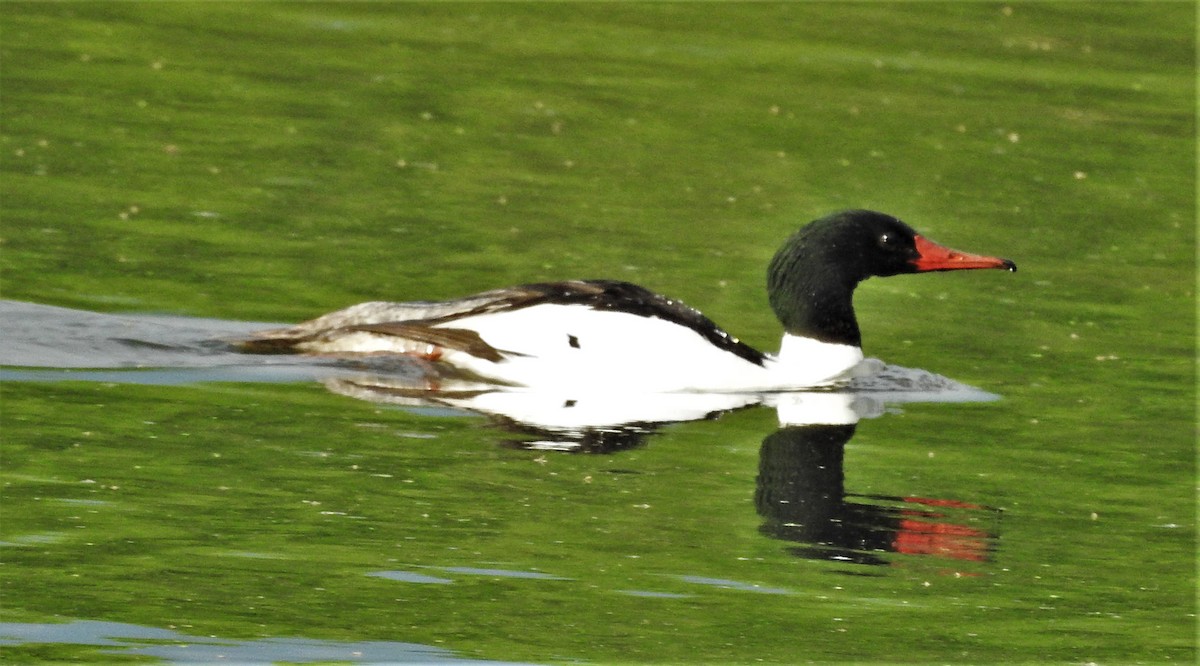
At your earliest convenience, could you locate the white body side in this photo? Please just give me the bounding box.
[298,304,870,392]
[360,304,868,392]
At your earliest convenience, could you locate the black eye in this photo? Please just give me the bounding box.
[878,233,895,247]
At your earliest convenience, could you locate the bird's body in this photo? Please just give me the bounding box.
[237,210,1015,391]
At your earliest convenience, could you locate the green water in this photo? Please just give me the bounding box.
[1,2,1194,664]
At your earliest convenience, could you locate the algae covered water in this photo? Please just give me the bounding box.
[1,3,1194,664]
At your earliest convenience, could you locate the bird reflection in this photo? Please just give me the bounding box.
[323,375,754,452]
[321,366,1000,566]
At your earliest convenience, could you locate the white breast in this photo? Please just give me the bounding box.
[771,334,868,387]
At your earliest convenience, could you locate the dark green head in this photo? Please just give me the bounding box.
[767,210,1015,346]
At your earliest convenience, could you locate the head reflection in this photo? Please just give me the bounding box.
[756,419,997,567]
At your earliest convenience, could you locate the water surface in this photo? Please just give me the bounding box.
[1,3,1194,664]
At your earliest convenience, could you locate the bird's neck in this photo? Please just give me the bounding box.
[769,270,863,348]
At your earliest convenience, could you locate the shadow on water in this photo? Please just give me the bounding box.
[2,300,1003,573]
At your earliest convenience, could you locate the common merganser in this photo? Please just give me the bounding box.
[237,210,1015,391]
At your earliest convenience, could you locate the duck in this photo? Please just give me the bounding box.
[236,210,1015,392]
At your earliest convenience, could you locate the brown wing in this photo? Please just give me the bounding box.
[348,323,508,362]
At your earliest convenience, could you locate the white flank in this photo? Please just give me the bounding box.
[293,304,872,392]
[419,305,870,393]
[434,305,763,392]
